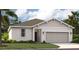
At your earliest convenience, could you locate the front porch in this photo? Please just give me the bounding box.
[33,28,42,42]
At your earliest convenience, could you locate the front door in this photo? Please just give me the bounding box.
[35,29,41,42]
[35,32,37,42]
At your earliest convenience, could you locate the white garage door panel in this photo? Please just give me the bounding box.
[46,32,69,43]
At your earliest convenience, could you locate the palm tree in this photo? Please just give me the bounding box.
[0,9,18,45]
[64,11,79,34]
[2,9,18,32]
[0,10,2,44]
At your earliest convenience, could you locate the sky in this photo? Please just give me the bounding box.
[15,9,78,21]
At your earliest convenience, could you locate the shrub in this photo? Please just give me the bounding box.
[14,40,35,43]
[71,34,79,43]
[73,34,79,39]
[2,39,35,43]
[71,38,79,43]
[2,32,8,41]
[17,40,28,43]
[2,40,17,43]
[9,40,16,43]
[27,40,35,43]
[42,41,46,43]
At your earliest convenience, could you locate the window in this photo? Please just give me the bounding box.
[21,29,25,37]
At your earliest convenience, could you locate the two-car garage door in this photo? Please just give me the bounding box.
[46,32,69,43]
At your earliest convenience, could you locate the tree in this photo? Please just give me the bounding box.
[0,9,18,45]
[0,10,2,44]
[2,9,18,32]
[64,11,79,34]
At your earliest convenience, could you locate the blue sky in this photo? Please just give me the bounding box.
[15,9,78,21]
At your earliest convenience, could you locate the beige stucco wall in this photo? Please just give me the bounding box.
[9,20,73,42]
[9,29,12,40]
[34,20,73,42]
[39,20,68,27]
[9,27,33,41]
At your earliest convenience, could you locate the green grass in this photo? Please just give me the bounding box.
[0,43,59,49]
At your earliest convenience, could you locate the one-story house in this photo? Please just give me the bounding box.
[8,19,74,43]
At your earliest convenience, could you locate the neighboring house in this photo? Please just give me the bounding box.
[8,19,74,43]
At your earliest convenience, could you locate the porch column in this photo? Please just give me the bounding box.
[41,32,46,42]
[69,32,72,42]
[33,28,35,41]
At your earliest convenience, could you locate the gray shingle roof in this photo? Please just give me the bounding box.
[11,19,44,26]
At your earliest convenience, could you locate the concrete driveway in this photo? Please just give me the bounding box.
[53,43,79,49]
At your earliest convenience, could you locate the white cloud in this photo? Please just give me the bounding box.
[29,9,55,20]
[52,9,78,20]
[30,9,77,20]
[15,9,27,17]
[16,9,79,21]
[51,9,72,20]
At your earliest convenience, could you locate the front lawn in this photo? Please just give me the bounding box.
[0,43,59,49]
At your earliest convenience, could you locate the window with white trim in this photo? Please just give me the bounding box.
[21,29,25,37]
